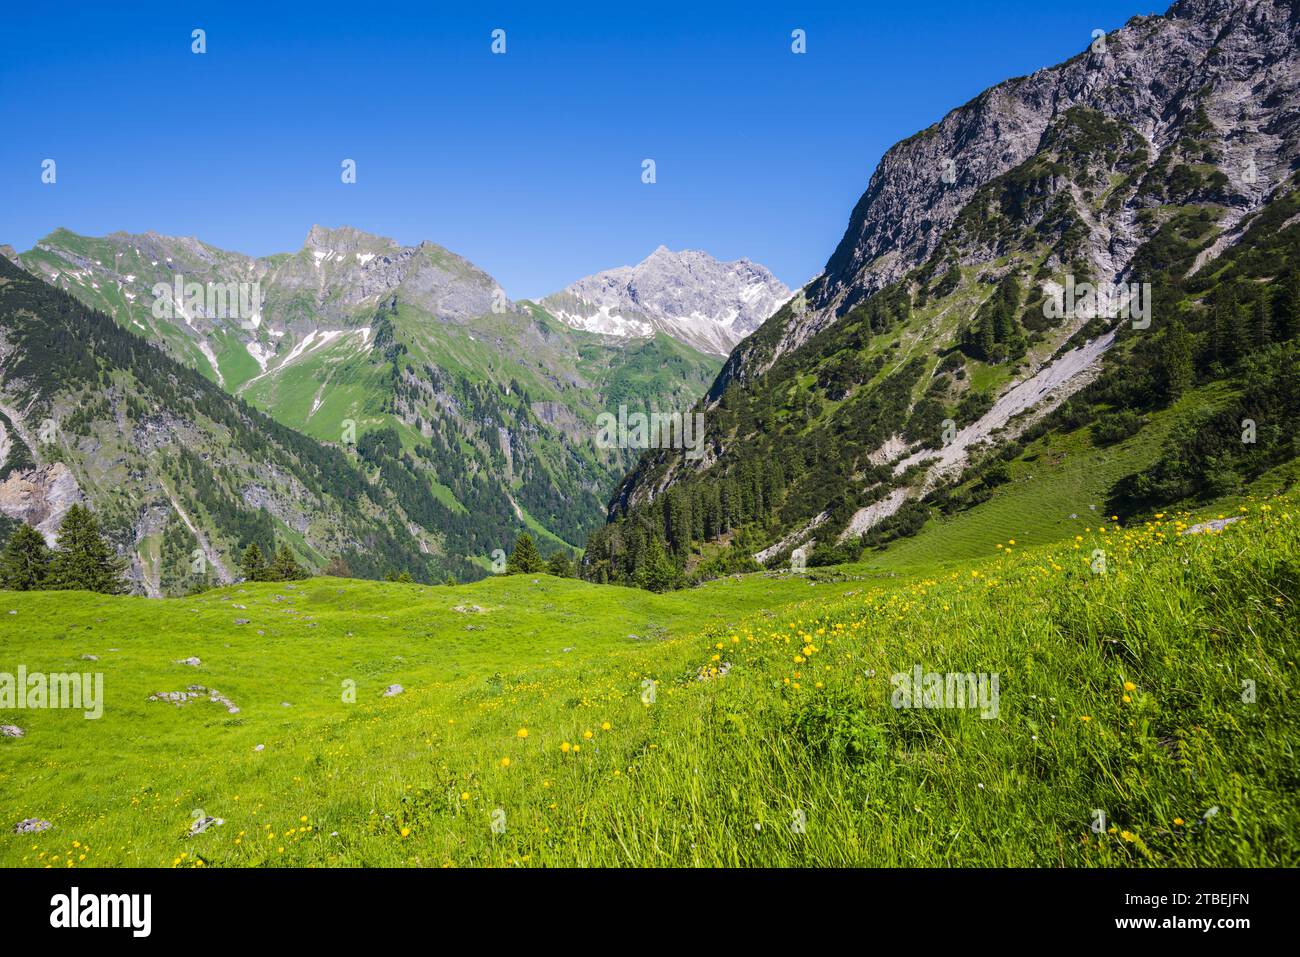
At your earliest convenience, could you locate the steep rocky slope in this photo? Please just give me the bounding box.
[593,0,1300,582]
[728,0,1298,379]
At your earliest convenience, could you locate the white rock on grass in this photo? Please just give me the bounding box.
[1180,516,1243,536]
[188,816,224,836]
[147,685,239,714]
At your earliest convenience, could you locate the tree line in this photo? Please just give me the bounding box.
[1,513,579,594]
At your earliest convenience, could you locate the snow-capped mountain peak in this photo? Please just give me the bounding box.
[541,247,790,356]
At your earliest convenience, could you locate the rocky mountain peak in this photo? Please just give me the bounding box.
[731,0,1299,375]
[303,224,397,255]
[607,0,1300,561]
[541,247,791,356]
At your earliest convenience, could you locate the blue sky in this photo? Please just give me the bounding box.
[0,0,1159,299]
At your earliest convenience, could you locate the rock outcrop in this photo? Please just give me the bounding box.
[729,0,1300,380]
[0,462,84,546]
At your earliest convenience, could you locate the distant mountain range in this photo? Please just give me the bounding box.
[1,226,784,593]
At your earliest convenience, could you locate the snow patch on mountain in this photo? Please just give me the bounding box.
[197,339,224,387]
[549,304,652,339]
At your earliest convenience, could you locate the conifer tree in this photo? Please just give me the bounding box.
[48,505,126,594]
[1006,312,1028,358]
[546,551,572,577]
[1253,286,1274,348]
[1225,289,1251,363]
[637,537,676,593]
[240,543,267,582]
[975,313,997,361]
[0,524,52,591]
[269,543,308,581]
[1278,270,1299,340]
[1160,319,1195,400]
[506,533,544,574]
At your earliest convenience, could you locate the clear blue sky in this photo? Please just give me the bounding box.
[0,0,1159,299]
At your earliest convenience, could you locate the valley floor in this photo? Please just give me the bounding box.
[1,498,1296,867]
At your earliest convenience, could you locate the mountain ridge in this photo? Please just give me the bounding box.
[4,226,729,589]
[588,0,1300,586]
[711,0,1298,391]
[0,253,448,594]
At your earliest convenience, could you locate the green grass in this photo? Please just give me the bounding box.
[2,497,1296,868]
[869,382,1233,569]
[512,500,579,552]
[239,336,384,440]
[212,329,263,391]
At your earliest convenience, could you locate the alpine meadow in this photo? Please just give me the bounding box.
[1,0,1298,916]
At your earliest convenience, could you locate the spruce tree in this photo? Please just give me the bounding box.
[991,299,1012,343]
[240,543,267,582]
[546,551,572,578]
[1253,287,1274,349]
[1160,319,1194,400]
[1278,270,1299,340]
[269,543,307,581]
[638,537,676,593]
[1226,295,1251,364]
[506,533,544,574]
[48,505,126,594]
[975,313,996,361]
[0,524,52,590]
[664,490,690,555]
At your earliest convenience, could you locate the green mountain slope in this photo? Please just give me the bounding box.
[0,255,490,592]
[15,227,722,565]
[592,0,1300,587]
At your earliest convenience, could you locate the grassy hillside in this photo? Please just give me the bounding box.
[2,496,1295,867]
[865,381,1226,569]
[0,255,444,591]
